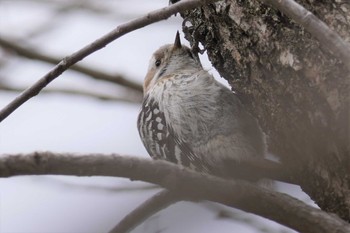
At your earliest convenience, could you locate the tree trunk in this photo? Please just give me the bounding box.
[181,0,350,221]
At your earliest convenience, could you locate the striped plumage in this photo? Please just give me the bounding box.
[138,92,211,172]
[137,32,265,177]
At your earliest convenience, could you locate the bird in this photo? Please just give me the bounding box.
[137,32,266,179]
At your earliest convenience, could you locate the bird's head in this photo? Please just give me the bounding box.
[143,31,201,94]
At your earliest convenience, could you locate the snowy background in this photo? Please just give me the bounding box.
[0,1,312,232]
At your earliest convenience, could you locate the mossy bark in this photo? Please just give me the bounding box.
[181,0,350,221]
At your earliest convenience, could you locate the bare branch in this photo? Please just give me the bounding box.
[203,203,295,233]
[109,190,181,233]
[0,0,221,123]
[5,0,151,22]
[217,157,296,185]
[0,37,143,93]
[35,176,158,193]
[0,82,141,103]
[262,0,350,70]
[0,152,349,233]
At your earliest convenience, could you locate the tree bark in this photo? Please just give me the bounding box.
[181,0,350,221]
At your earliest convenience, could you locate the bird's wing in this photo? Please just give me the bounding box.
[137,96,210,172]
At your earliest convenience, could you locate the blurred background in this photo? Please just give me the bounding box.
[0,1,311,232]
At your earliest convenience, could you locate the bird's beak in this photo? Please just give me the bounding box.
[174,31,182,49]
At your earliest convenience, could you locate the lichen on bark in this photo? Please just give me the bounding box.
[181,0,350,221]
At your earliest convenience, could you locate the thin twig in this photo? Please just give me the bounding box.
[109,190,181,233]
[0,152,349,233]
[0,82,141,103]
[4,0,151,22]
[0,0,221,123]
[262,0,350,70]
[0,37,143,92]
[34,176,158,193]
[203,202,295,233]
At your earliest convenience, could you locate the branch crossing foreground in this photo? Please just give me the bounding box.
[1,152,349,233]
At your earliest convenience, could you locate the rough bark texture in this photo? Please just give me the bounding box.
[181,0,350,221]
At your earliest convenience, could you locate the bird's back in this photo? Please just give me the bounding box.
[138,70,265,175]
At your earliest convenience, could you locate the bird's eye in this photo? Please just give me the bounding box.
[155,60,161,67]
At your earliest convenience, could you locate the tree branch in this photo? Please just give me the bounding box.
[109,190,181,233]
[0,82,141,103]
[217,157,296,185]
[262,0,350,70]
[0,36,143,93]
[203,203,295,233]
[1,152,349,233]
[0,0,221,123]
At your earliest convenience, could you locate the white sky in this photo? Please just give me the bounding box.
[0,1,311,232]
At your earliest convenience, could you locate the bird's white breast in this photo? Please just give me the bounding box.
[148,70,223,139]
